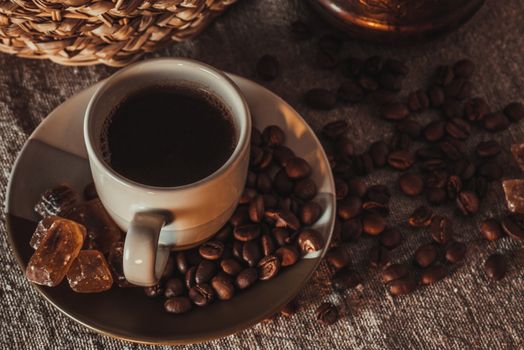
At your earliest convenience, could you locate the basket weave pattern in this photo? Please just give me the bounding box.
[0,0,237,66]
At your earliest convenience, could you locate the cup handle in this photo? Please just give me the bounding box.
[123,212,170,287]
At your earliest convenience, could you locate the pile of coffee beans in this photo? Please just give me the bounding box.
[253,20,524,326]
[151,125,325,314]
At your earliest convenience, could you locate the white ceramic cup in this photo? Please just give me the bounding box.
[84,58,251,287]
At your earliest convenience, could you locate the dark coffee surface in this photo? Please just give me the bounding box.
[104,85,235,187]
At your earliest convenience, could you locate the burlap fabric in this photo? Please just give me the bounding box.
[1,0,523,349]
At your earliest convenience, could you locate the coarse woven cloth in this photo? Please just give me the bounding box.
[1,0,524,349]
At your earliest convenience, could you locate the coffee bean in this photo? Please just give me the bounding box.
[297,229,324,255]
[256,55,279,81]
[259,234,275,256]
[232,241,243,261]
[408,206,433,228]
[257,149,274,172]
[456,191,480,216]
[144,284,163,298]
[464,97,489,122]
[444,241,467,263]
[477,161,502,181]
[387,150,414,170]
[175,252,189,274]
[380,228,402,249]
[353,152,374,175]
[445,78,471,100]
[484,253,507,281]
[446,175,463,199]
[476,140,501,158]
[364,55,383,75]
[446,118,471,140]
[347,178,367,198]
[239,188,257,205]
[256,172,272,193]
[341,218,363,242]
[294,178,318,200]
[337,195,362,220]
[280,299,298,317]
[265,209,301,231]
[338,80,365,103]
[430,215,453,244]
[236,267,258,289]
[199,240,224,260]
[479,218,504,241]
[358,75,379,92]
[427,188,447,205]
[230,206,250,227]
[397,120,423,139]
[242,240,262,267]
[382,263,409,283]
[388,276,417,296]
[326,246,350,270]
[285,157,312,179]
[195,260,216,284]
[423,120,446,142]
[300,201,322,226]
[504,102,524,122]
[483,112,510,132]
[378,71,402,91]
[414,243,438,268]
[334,177,349,201]
[420,265,447,285]
[316,302,339,325]
[273,145,295,168]
[332,268,361,291]
[369,141,389,167]
[305,89,337,110]
[83,182,97,200]
[428,86,445,107]
[246,170,257,188]
[368,245,390,268]
[185,266,197,289]
[454,158,476,180]
[272,228,290,246]
[407,90,430,112]
[246,196,264,223]
[220,258,243,276]
[262,125,285,146]
[398,172,423,196]
[234,224,261,242]
[275,245,299,266]
[434,65,454,86]
[453,59,475,78]
[316,50,338,69]
[390,132,413,151]
[501,214,524,240]
[211,275,235,300]
[439,139,466,160]
[290,20,312,40]
[426,171,448,189]
[380,103,410,121]
[341,56,363,77]
[362,212,386,236]
[164,297,192,314]
[322,120,348,140]
[257,254,281,280]
[189,284,214,306]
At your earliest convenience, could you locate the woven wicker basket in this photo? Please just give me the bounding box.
[0,0,237,67]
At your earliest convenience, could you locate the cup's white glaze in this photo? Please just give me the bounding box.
[84,58,251,285]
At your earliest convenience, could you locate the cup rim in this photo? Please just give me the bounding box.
[84,58,251,192]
